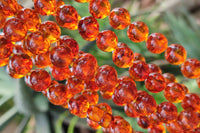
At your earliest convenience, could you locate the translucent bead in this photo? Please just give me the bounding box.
[85,80,99,92]
[82,89,99,105]
[33,52,51,68]
[0,10,6,29]
[127,21,149,43]
[97,103,112,114]
[0,57,9,67]
[134,53,146,62]
[117,42,128,48]
[137,116,150,129]
[146,33,168,54]
[100,90,113,100]
[0,0,18,17]
[34,0,56,16]
[50,65,71,81]
[147,112,161,125]
[166,121,183,133]
[42,80,58,97]
[148,63,162,74]
[148,124,165,133]
[124,102,138,118]
[109,8,131,30]
[6,65,24,78]
[87,118,101,129]
[181,93,200,112]
[181,84,189,94]
[162,73,177,84]
[56,0,64,7]
[0,35,13,59]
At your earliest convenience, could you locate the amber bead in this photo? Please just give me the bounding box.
[78,16,99,41]
[148,63,162,74]
[75,0,89,3]
[4,18,27,42]
[25,69,51,92]
[82,89,99,105]
[47,83,68,105]
[34,0,56,16]
[17,8,41,32]
[112,46,134,68]
[181,58,200,79]
[0,35,13,59]
[127,21,149,43]
[89,0,110,19]
[42,80,58,97]
[87,118,101,129]
[166,121,183,133]
[147,112,161,125]
[56,0,64,7]
[13,41,31,56]
[6,65,24,78]
[0,0,18,17]
[0,10,6,29]
[50,45,73,68]
[162,73,177,84]
[117,42,128,48]
[146,33,168,54]
[95,65,118,92]
[96,30,118,52]
[118,76,136,86]
[39,21,61,43]
[56,5,78,30]
[134,91,157,116]
[61,99,69,109]
[180,84,189,94]
[193,127,200,133]
[85,80,99,92]
[98,112,113,128]
[0,57,9,67]
[129,61,149,81]
[177,110,199,131]
[197,77,200,88]
[134,53,146,62]
[148,124,165,133]
[165,44,187,65]
[100,90,113,100]
[164,82,185,103]
[109,8,131,30]
[50,65,71,81]
[33,52,51,68]
[124,102,138,118]
[59,36,79,57]
[97,103,112,114]
[145,72,166,93]
[137,116,150,129]
[181,93,200,112]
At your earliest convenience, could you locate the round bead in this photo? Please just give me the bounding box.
[25,69,51,92]
[56,5,78,30]
[0,10,6,29]
[148,124,165,133]
[181,93,200,112]
[87,118,101,129]
[82,90,99,106]
[147,112,161,125]
[42,80,58,97]
[6,65,24,79]
[165,44,187,65]
[0,0,18,17]
[146,33,168,54]
[181,58,200,79]
[127,21,149,43]
[129,61,149,81]
[96,30,118,52]
[0,57,9,67]
[85,80,99,92]
[166,121,183,133]
[4,18,27,42]
[162,73,177,84]
[164,82,185,103]
[34,0,56,16]
[109,8,131,30]
[197,77,200,88]
[0,35,13,59]
[145,72,166,93]
[97,103,112,114]
[148,63,162,74]
[50,66,71,81]
[181,84,189,94]
[33,52,51,68]
[56,0,64,7]
[134,53,146,62]
[100,90,113,100]
[137,116,150,129]
[124,102,138,118]
[78,16,99,41]
[89,0,110,19]
[117,42,128,48]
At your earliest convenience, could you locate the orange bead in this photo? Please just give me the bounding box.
[56,5,78,30]
[39,21,61,43]
[0,0,18,17]
[148,124,165,133]
[109,8,131,30]
[117,42,128,48]
[197,77,200,88]
[96,30,118,52]
[0,35,13,59]
[0,57,9,67]
[50,45,73,68]
[146,33,168,54]
[89,0,110,19]
[4,18,27,42]
[85,80,99,92]
[68,94,89,118]
[13,41,31,56]
[82,89,99,105]
[193,127,200,133]
[50,65,71,81]
[47,83,68,105]
[6,65,24,78]
[97,103,112,114]
[100,90,113,100]
[134,53,146,62]
[137,116,150,129]
[147,112,161,125]
[180,84,189,94]
[166,121,183,133]
[148,63,162,74]
[42,80,58,97]
[0,10,6,29]
[34,0,56,16]
[181,93,200,112]
[124,102,138,118]
[16,8,41,32]
[162,73,177,84]
[118,76,136,86]
[87,118,101,129]
[164,82,185,103]
[95,65,118,92]
[25,69,51,92]
[33,52,51,68]
[112,46,134,68]
[129,61,149,81]
[98,112,113,128]
[75,0,89,3]
[145,72,166,93]
[127,21,149,43]
[56,0,64,7]
[181,58,200,79]
[165,44,187,65]
[61,99,69,109]
[78,16,99,41]
[156,102,178,123]
[9,54,32,75]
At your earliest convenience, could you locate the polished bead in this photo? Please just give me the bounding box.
[148,63,162,74]
[82,89,99,105]
[50,65,71,81]
[134,53,146,62]
[0,0,18,17]
[124,102,138,118]
[137,116,150,129]
[0,35,13,59]
[162,73,177,84]
[34,0,56,16]
[166,121,183,133]
[33,52,51,68]
[181,93,200,112]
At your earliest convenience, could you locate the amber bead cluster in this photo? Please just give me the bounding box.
[0,0,200,133]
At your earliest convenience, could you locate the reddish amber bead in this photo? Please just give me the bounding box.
[118,76,136,86]
[50,65,71,81]
[156,102,178,123]
[68,94,89,118]
[39,21,61,43]
[109,8,131,30]
[124,102,138,118]
[78,16,99,41]
[61,99,69,109]
[56,5,78,30]
[85,80,99,92]
[129,61,149,81]
[42,80,58,97]
[50,45,73,68]
[0,57,9,67]
[98,112,113,128]
[75,0,89,3]
[82,89,99,105]
[181,93,200,112]
[117,42,128,48]
[127,21,149,43]
[145,72,166,93]
[97,103,112,114]
[181,84,189,94]
[134,53,146,62]
[13,41,31,56]
[89,0,110,19]
[59,36,79,57]
[137,116,150,129]
[148,124,165,133]
[0,0,18,17]
[181,58,200,79]
[96,30,118,52]
[166,121,183,133]
[0,10,6,29]
[164,82,185,103]
[33,52,51,68]
[4,18,27,42]
[100,90,113,100]
[197,77,200,88]
[95,65,118,92]
[112,46,134,68]
[17,8,41,32]
[148,112,161,125]
[6,65,24,78]
[146,33,168,54]
[0,35,13,59]
[162,73,177,84]
[87,118,101,129]
[148,63,162,74]
[56,0,64,7]
[177,110,199,131]
[102,127,111,133]
[73,53,98,80]
[34,0,56,16]
[165,44,187,65]
[193,127,200,133]
[25,69,51,92]
[9,54,32,75]
[47,83,68,105]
